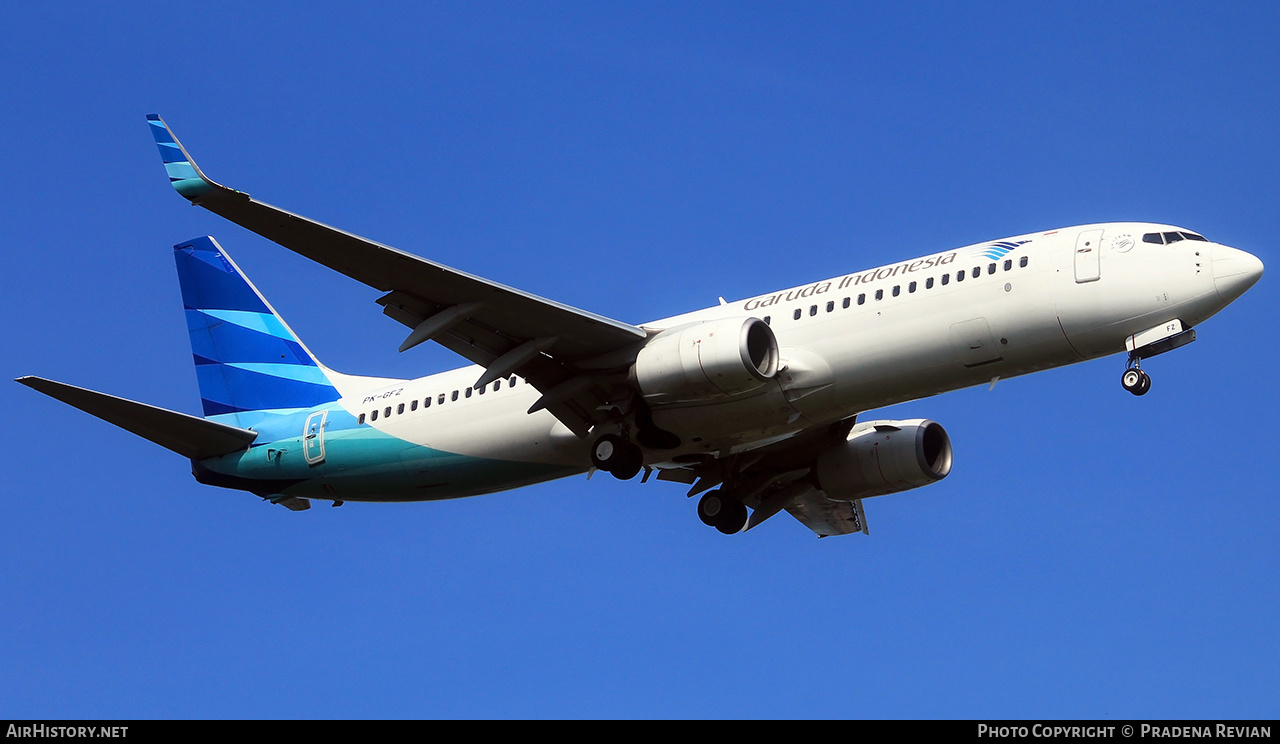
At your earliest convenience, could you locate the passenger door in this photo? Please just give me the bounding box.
[1074,229,1103,283]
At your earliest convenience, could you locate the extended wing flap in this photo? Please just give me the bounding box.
[17,376,258,460]
[785,492,869,537]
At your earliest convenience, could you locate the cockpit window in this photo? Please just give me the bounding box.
[1143,231,1210,245]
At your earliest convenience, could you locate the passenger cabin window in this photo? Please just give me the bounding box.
[909,281,917,293]
[359,413,366,424]
[384,407,391,418]
[892,285,900,297]
[972,266,981,279]
[451,390,459,401]
[793,308,802,320]
[926,277,934,289]
[826,300,834,313]
[370,409,378,421]
[397,403,405,415]
[875,289,884,300]
[941,274,950,285]
[858,293,866,305]
[1019,256,1028,268]
[988,263,996,275]
[1004,259,1012,271]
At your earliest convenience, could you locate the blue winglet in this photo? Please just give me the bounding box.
[146,114,217,200]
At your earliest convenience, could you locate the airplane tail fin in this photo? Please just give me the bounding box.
[174,236,341,418]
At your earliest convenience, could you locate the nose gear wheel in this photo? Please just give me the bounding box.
[1121,358,1151,396]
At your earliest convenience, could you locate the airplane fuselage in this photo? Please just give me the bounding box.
[193,222,1255,504]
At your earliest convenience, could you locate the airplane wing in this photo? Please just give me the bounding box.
[146,115,648,436]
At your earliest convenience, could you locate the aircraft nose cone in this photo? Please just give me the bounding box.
[1212,244,1264,304]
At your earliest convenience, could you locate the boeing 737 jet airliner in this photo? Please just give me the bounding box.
[17,115,1265,537]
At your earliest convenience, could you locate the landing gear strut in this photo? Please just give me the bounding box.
[697,490,748,534]
[591,434,643,480]
[1121,357,1151,396]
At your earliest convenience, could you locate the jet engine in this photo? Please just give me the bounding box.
[633,317,780,403]
[815,419,953,500]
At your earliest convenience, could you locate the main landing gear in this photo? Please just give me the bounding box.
[1121,357,1151,396]
[591,434,644,480]
[697,490,748,535]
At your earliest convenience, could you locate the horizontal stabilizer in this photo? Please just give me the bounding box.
[16,376,258,460]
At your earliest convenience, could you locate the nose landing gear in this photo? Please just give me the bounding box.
[1121,357,1151,396]
[1119,322,1199,397]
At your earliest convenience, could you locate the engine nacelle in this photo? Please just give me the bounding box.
[815,419,953,501]
[633,317,780,403]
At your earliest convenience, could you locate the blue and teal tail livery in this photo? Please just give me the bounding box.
[175,236,340,417]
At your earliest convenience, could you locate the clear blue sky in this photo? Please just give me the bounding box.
[3,2,1277,719]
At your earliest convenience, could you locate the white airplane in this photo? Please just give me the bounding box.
[16,115,1265,537]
